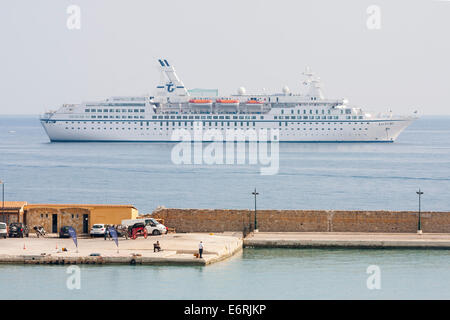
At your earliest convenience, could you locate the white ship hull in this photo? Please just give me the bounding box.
[41,118,413,142]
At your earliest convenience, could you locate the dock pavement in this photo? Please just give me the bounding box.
[0,232,243,266]
[244,232,450,249]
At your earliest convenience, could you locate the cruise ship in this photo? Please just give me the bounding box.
[40,59,416,142]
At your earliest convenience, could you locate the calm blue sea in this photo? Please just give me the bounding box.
[1,248,450,300]
[0,115,449,213]
[1,115,450,300]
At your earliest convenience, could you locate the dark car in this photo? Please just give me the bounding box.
[8,222,29,238]
[59,226,71,238]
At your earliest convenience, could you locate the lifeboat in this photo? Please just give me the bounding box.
[245,99,264,107]
[215,98,240,108]
[188,99,213,107]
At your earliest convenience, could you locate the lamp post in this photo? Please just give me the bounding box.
[0,181,4,223]
[416,189,424,234]
[252,188,259,232]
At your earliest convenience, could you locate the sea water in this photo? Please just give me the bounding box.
[1,248,449,300]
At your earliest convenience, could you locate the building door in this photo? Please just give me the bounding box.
[52,214,58,233]
[83,214,89,233]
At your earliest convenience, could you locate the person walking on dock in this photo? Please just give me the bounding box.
[198,241,204,258]
[104,226,109,240]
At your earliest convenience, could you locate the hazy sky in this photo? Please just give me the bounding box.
[1,0,449,115]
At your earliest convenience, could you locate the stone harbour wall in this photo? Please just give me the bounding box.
[151,208,450,233]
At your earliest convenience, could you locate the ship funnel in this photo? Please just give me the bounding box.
[156,58,189,97]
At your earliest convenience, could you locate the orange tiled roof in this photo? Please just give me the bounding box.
[1,201,28,209]
[24,203,136,209]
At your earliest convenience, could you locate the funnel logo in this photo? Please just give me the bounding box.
[166,82,175,93]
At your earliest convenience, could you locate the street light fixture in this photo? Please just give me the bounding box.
[416,189,424,234]
[252,188,259,231]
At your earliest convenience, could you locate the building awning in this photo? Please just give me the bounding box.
[1,201,28,210]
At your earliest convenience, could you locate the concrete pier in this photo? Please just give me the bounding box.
[0,233,243,266]
[3,232,450,267]
[244,232,450,249]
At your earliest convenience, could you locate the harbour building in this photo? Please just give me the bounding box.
[1,203,138,235]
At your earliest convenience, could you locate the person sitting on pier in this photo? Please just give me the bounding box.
[154,241,161,252]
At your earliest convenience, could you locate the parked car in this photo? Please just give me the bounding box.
[121,218,168,236]
[8,222,29,238]
[90,224,107,237]
[0,222,7,239]
[59,226,71,238]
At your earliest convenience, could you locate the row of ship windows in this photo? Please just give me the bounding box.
[85,109,146,113]
[81,114,363,120]
[90,115,145,119]
[64,121,375,126]
[279,109,351,115]
[279,122,369,126]
[83,106,348,115]
[64,127,369,131]
[83,106,342,115]
[276,116,363,120]
[149,113,353,120]
[152,115,260,120]
[150,115,355,120]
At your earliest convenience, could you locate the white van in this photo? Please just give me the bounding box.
[121,218,168,236]
[0,222,7,238]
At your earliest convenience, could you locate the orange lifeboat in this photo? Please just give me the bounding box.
[215,98,240,107]
[246,99,264,106]
[189,99,213,107]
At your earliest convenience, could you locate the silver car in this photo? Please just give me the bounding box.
[0,222,7,239]
[90,224,107,237]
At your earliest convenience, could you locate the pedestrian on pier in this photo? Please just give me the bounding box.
[198,241,203,258]
[104,226,109,240]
